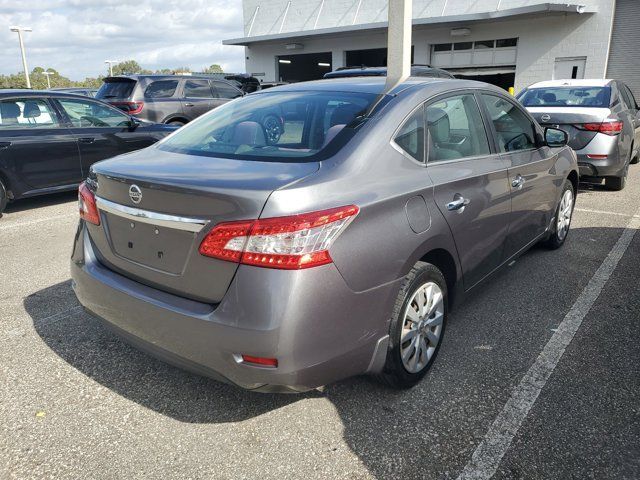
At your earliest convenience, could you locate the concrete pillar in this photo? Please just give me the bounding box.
[386,0,412,89]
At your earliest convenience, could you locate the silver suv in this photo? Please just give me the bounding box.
[72,78,578,392]
[96,74,244,126]
[518,79,640,190]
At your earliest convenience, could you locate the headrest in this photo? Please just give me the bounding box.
[231,121,266,146]
[322,124,345,148]
[23,101,42,118]
[427,108,450,143]
[0,102,20,119]
[330,103,362,127]
[542,93,556,103]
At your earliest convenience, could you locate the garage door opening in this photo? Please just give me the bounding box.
[277,52,332,82]
[448,67,516,91]
[345,47,415,68]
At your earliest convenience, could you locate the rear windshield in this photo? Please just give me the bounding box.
[519,86,611,108]
[157,91,378,162]
[96,79,136,99]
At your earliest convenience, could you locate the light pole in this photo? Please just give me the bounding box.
[9,26,32,89]
[42,70,54,89]
[105,60,117,76]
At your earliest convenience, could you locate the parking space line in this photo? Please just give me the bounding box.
[0,213,76,231]
[457,210,640,480]
[575,207,640,218]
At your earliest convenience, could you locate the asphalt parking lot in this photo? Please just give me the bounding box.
[1,169,639,480]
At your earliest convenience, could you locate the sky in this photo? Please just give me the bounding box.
[0,0,246,80]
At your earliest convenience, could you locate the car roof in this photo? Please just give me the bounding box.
[254,76,496,96]
[527,79,614,88]
[325,65,450,79]
[0,89,102,99]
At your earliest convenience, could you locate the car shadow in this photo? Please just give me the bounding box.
[25,224,629,477]
[4,190,77,214]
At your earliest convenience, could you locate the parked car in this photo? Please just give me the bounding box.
[223,74,261,93]
[324,64,455,79]
[518,79,640,190]
[0,90,177,215]
[71,77,578,392]
[96,75,244,126]
[51,87,98,98]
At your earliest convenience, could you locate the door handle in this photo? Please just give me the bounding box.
[78,137,95,144]
[184,102,194,107]
[0,142,11,149]
[447,194,470,212]
[512,174,525,189]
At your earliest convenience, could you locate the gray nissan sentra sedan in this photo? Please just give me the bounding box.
[71,77,578,392]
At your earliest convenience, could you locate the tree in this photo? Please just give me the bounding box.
[202,64,224,74]
[112,60,143,76]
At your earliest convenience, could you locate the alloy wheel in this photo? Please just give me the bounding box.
[400,282,444,373]
[556,189,574,241]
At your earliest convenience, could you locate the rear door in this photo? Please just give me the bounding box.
[425,92,512,289]
[180,79,216,120]
[618,83,640,155]
[54,97,155,176]
[480,93,557,259]
[0,97,81,191]
[211,81,243,111]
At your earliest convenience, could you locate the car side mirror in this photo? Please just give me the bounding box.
[128,117,141,131]
[545,127,568,147]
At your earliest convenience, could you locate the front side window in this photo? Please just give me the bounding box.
[213,81,243,99]
[394,105,425,162]
[482,94,536,153]
[158,91,376,162]
[183,80,213,98]
[144,80,179,98]
[57,99,130,128]
[0,99,59,128]
[427,94,490,162]
[519,86,611,108]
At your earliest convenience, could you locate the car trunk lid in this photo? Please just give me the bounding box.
[87,147,319,303]
[527,107,611,150]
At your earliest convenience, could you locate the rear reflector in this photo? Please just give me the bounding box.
[199,205,359,269]
[586,154,608,159]
[578,121,623,136]
[110,101,144,115]
[240,355,278,368]
[78,181,100,225]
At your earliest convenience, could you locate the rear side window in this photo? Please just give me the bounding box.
[158,91,377,162]
[212,81,243,99]
[623,85,638,109]
[144,80,179,98]
[519,86,611,108]
[427,94,490,162]
[183,80,213,98]
[482,94,536,153]
[0,99,59,128]
[96,80,136,99]
[394,106,425,162]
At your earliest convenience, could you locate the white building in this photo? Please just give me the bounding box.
[224,0,639,97]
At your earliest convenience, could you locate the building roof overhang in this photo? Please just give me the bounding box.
[223,3,596,46]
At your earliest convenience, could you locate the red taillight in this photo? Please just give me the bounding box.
[199,205,360,270]
[240,355,278,368]
[580,121,623,136]
[586,154,608,159]
[110,101,144,115]
[78,181,100,225]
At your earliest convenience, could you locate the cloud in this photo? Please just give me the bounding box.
[0,0,246,80]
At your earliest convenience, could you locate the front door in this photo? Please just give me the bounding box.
[480,93,557,259]
[54,97,154,176]
[0,98,81,192]
[426,92,512,289]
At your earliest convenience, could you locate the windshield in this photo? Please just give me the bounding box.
[157,91,377,162]
[519,86,611,108]
[96,79,136,99]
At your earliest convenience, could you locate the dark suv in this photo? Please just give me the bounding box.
[96,75,244,126]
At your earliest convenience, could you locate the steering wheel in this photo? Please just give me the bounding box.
[80,115,108,127]
[262,114,283,145]
[504,133,530,152]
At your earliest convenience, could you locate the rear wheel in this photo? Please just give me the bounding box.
[377,262,447,389]
[167,120,186,127]
[605,171,626,191]
[542,180,574,249]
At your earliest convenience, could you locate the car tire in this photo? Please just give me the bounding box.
[0,178,7,217]
[167,120,185,126]
[377,262,447,389]
[605,174,626,191]
[542,179,575,250]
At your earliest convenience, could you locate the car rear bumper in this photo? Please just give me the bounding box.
[575,133,625,178]
[71,225,397,392]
